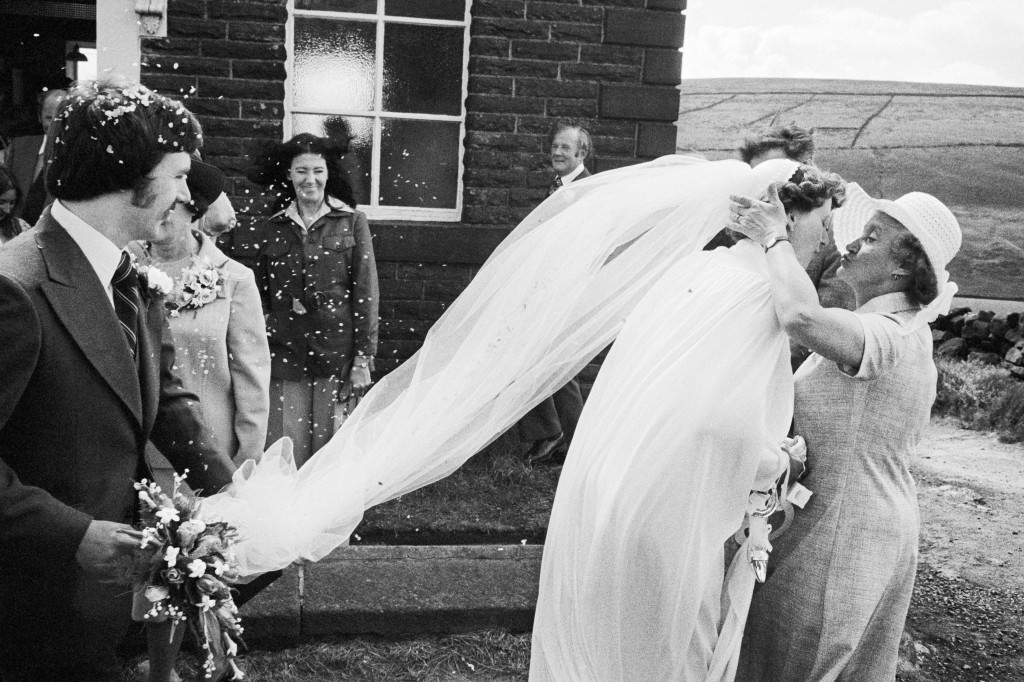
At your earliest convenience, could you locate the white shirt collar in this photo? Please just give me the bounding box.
[559,163,587,186]
[50,200,123,305]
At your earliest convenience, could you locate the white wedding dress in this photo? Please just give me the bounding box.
[529,238,795,681]
[200,156,803,677]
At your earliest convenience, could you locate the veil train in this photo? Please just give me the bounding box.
[201,155,800,577]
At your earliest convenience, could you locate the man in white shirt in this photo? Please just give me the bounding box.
[0,77,235,681]
[521,121,593,464]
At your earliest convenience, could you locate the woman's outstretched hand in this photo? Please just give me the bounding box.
[729,184,789,247]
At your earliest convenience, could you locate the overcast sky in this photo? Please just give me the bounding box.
[681,0,1024,87]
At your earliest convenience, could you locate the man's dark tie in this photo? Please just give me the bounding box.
[112,251,141,360]
[547,175,563,197]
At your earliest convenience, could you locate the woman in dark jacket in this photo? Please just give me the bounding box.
[249,133,379,466]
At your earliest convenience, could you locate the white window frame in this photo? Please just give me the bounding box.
[286,0,472,222]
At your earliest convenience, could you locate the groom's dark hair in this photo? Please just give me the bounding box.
[46,76,203,201]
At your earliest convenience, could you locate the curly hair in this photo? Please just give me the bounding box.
[247,133,356,213]
[739,124,816,164]
[889,229,939,305]
[776,165,845,214]
[46,76,202,201]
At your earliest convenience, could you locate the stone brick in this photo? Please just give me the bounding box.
[377,340,424,361]
[580,44,644,65]
[469,74,514,96]
[202,40,287,61]
[201,116,281,138]
[587,119,638,137]
[184,97,241,118]
[582,0,643,7]
[241,100,286,120]
[470,35,511,58]
[380,319,429,342]
[516,77,597,99]
[647,0,685,9]
[463,168,529,187]
[386,300,447,320]
[168,0,205,18]
[229,21,286,42]
[527,3,603,23]
[509,187,547,207]
[466,131,540,153]
[232,60,287,80]
[169,17,227,39]
[605,9,685,48]
[601,84,679,120]
[466,113,517,132]
[424,280,470,301]
[561,62,641,83]
[208,2,288,21]
[598,135,636,155]
[511,40,579,62]
[464,186,511,207]
[550,22,603,43]
[146,55,229,78]
[462,205,533,225]
[547,98,597,117]
[472,0,525,18]
[198,76,284,100]
[637,121,677,157]
[376,226,507,265]
[199,136,243,156]
[472,17,549,40]
[470,56,559,79]
[644,48,681,85]
[142,37,200,56]
[467,93,546,115]
[142,74,198,96]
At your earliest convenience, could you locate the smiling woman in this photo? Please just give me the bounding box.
[246,133,380,468]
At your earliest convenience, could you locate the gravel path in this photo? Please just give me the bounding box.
[899,419,1024,681]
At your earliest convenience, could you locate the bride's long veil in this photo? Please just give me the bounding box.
[203,155,796,576]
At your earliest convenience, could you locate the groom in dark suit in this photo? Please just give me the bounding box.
[0,78,236,681]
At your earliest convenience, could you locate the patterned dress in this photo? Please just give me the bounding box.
[737,292,935,681]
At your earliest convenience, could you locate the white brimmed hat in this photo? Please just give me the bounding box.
[831,183,962,329]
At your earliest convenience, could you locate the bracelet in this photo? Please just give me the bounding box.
[764,235,790,251]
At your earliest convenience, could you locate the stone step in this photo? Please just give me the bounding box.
[241,544,543,645]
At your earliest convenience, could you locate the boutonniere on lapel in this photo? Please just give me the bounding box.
[166,257,224,318]
[136,263,174,303]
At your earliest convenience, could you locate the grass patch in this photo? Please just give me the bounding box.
[123,630,531,681]
[934,357,1024,443]
[353,431,560,545]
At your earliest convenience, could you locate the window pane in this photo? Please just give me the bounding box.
[386,0,464,20]
[296,0,377,12]
[383,24,464,115]
[292,114,374,207]
[380,119,459,208]
[293,18,375,112]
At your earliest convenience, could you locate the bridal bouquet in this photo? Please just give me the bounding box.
[128,473,245,679]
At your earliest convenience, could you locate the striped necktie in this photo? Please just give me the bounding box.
[111,251,140,360]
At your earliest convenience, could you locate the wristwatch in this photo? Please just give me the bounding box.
[763,234,791,251]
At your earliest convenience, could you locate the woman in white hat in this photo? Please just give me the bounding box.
[727,183,962,681]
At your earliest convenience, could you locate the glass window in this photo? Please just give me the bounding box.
[289,0,470,221]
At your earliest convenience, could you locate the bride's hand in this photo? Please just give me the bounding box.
[728,184,788,247]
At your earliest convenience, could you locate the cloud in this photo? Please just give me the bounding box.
[682,0,1024,87]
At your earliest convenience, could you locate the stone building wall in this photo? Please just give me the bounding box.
[141,0,686,373]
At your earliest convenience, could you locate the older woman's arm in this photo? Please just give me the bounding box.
[226,265,272,462]
[730,187,866,369]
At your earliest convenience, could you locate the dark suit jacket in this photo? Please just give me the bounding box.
[0,210,236,672]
